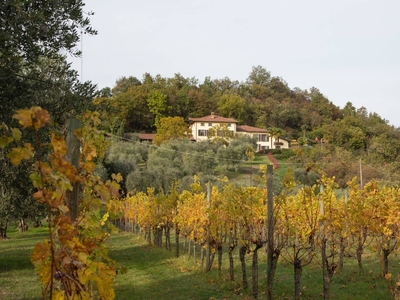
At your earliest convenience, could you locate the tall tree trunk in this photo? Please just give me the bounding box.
[294,258,302,300]
[267,248,280,300]
[200,244,205,268]
[153,227,157,246]
[159,227,163,247]
[165,225,171,250]
[239,246,248,290]
[147,227,151,244]
[217,244,223,274]
[187,239,191,258]
[18,218,28,232]
[382,248,391,276]
[175,227,180,257]
[0,221,7,239]
[193,240,197,264]
[228,244,235,281]
[210,252,215,270]
[321,238,336,300]
[338,236,345,272]
[323,272,333,300]
[252,243,262,299]
[356,234,363,272]
[307,234,315,261]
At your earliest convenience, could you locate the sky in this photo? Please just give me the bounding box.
[69,0,400,127]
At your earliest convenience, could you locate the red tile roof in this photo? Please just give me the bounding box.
[236,125,268,133]
[138,133,155,140]
[189,113,238,124]
[138,133,196,142]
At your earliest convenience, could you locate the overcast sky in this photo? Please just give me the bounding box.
[70,0,400,127]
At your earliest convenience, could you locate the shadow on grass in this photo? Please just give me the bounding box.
[108,233,242,300]
[0,230,48,273]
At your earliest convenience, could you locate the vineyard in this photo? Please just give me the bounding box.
[2,107,400,299]
[106,171,400,300]
[2,2,400,299]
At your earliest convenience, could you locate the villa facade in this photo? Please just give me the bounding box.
[188,113,290,151]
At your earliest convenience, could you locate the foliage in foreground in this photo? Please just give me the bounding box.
[1,107,123,299]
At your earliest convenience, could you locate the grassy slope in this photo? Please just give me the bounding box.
[0,156,397,300]
[0,225,397,300]
[0,226,46,299]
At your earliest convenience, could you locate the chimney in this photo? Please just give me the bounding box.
[211,112,215,118]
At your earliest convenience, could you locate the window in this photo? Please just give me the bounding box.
[260,134,268,142]
[227,123,231,127]
[198,129,208,136]
[208,123,212,126]
[200,122,205,126]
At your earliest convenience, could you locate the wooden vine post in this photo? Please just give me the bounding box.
[266,164,274,300]
[206,181,212,271]
[65,118,81,221]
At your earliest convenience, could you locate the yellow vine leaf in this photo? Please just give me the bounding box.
[0,136,14,148]
[82,144,97,161]
[30,172,43,188]
[6,143,34,165]
[51,134,67,156]
[31,241,51,284]
[95,184,111,202]
[52,290,65,300]
[58,204,69,214]
[12,127,22,141]
[33,190,45,203]
[100,212,109,226]
[13,107,50,129]
[111,173,123,183]
[13,109,33,128]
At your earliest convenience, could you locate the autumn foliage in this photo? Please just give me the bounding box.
[1,107,123,299]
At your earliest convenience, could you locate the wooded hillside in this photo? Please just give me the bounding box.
[93,66,400,187]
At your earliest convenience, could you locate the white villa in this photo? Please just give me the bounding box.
[188,113,290,151]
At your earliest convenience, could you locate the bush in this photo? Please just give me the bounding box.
[274,149,295,160]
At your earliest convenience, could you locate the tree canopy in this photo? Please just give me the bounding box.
[0,0,97,232]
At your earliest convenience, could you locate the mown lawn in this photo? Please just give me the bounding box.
[0,222,397,300]
[0,226,46,299]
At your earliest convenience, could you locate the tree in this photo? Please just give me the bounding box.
[280,180,318,300]
[104,140,140,192]
[0,0,98,235]
[0,0,96,123]
[268,127,285,149]
[112,76,142,95]
[208,124,234,146]
[245,65,271,99]
[217,93,246,123]
[147,90,171,127]
[153,116,188,146]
